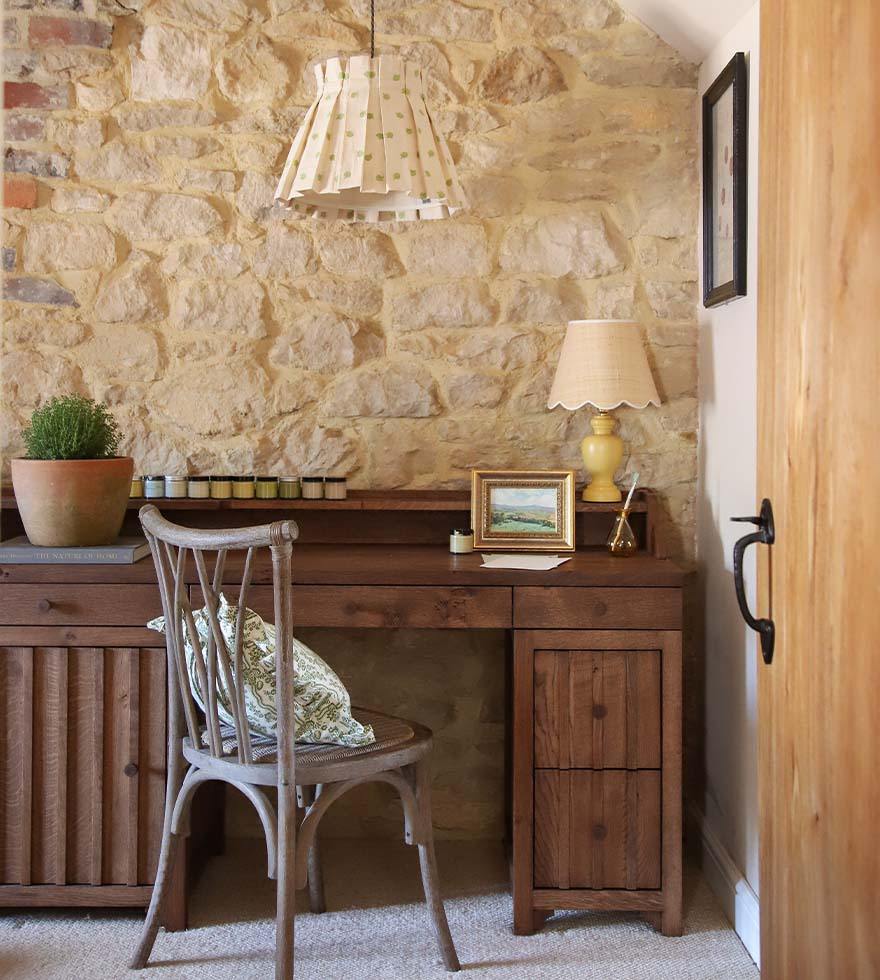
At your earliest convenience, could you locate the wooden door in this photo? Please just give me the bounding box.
[0,646,166,894]
[757,2,880,976]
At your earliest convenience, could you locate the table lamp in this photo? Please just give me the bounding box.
[547,319,660,502]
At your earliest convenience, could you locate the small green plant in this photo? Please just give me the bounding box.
[22,395,121,460]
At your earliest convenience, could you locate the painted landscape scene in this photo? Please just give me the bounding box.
[488,486,559,533]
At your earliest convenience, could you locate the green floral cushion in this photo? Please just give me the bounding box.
[147,594,375,747]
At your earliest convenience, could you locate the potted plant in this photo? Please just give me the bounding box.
[11,395,134,547]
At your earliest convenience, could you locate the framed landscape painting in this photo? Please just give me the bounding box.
[471,470,575,552]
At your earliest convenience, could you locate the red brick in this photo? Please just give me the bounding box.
[5,113,45,142]
[29,15,112,48]
[4,174,39,209]
[4,80,69,109]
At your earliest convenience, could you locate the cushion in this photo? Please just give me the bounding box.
[147,594,375,748]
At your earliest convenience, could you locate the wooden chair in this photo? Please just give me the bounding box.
[130,505,460,978]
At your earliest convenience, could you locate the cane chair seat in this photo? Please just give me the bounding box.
[182,709,432,786]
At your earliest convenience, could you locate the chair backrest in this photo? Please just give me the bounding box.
[139,504,299,766]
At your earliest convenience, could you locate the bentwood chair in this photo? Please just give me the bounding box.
[130,505,460,978]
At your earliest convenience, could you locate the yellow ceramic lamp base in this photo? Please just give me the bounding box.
[581,412,623,502]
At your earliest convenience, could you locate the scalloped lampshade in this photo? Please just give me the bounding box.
[548,320,660,503]
[547,320,660,412]
[275,53,465,223]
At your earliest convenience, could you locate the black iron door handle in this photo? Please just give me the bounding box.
[731,498,776,664]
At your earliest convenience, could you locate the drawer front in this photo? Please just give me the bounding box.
[211,585,512,629]
[535,649,661,769]
[514,587,681,630]
[534,769,661,890]
[0,585,162,626]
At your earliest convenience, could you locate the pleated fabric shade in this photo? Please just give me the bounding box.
[275,53,465,222]
[547,320,661,411]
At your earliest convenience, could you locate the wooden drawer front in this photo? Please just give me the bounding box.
[0,585,162,626]
[0,646,166,886]
[227,585,513,629]
[534,770,661,890]
[514,588,681,630]
[535,650,661,769]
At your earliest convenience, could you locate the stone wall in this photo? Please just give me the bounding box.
[3,0,700,837]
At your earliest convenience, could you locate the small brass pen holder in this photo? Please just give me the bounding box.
[606,508,637,556]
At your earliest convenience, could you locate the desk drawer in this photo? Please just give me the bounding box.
[206,585,512,629]
[514,588,681,630]
[534,770,661,890]
[534,649,661,769]
[0,585,161,626]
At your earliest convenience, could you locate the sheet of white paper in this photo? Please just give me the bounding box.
[480,553,572,571]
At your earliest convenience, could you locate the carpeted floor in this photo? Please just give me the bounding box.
[0,840,758,980]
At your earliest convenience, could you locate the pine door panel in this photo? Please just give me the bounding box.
[0,646,166,887]
[758,1,880,975]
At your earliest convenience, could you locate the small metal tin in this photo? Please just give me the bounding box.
[187,476,210,498]
[232,476,256,499]
[301,476,324,500]
[130,476,144,499]
[279,477,301,499]
[143,475,165,499]
[449,528,475,554]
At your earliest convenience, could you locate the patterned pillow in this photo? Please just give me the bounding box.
[147,594,375,748]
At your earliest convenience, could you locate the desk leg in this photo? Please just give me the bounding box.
[511,632,536,935]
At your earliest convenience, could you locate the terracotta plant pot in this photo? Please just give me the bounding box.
[10,457,134,547]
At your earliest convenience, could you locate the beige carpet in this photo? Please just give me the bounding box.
[0,840,758,980]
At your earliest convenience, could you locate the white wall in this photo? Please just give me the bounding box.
[696,0,761,965]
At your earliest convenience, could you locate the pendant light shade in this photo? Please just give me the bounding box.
[274,53,465,222]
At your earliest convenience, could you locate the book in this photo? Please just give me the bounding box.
[0,536,151,564]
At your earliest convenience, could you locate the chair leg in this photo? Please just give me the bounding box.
[307,833,327,914]
[131,700,188,970]
[276,776,297,980]
[131,831,185,968]
[413,759,461,973]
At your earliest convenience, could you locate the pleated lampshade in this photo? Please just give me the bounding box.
[547,320,661,411]
[275,53,465,223]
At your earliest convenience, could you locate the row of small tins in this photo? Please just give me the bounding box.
[131,475,347,500]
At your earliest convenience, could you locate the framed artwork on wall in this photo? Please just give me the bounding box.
[702,51,748,308]
[471,469,575,552]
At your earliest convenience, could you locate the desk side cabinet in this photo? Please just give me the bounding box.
[512,629,682,935]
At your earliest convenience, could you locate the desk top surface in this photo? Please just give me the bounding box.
[0,544,686,587]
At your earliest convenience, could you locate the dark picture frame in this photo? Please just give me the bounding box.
[702,51,748,308]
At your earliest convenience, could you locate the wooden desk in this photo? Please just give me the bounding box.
[0,491,684,936]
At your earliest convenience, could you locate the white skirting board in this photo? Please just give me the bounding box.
[688,803,761,968]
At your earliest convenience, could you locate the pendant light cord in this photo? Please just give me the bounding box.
[370,0,375,59]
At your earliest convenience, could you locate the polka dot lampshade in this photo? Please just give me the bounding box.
[275,53,465,223]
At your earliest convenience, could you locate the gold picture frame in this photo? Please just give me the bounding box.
[471,470,576,552]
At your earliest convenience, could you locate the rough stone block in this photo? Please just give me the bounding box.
[24,220,116,273]
[3,276,78,306]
